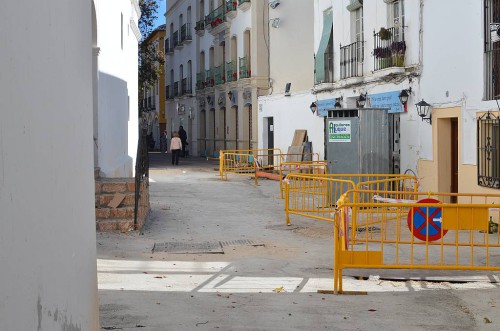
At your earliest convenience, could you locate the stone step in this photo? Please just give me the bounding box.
[96,219,135,232]
[95,193,136,208]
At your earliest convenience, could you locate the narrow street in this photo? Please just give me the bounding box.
[97,153,499,331]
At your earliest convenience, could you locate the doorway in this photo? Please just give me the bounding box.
[451,118,459,202]
[267,117,274,165]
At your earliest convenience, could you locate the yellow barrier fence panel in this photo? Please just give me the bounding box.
[332,188,500,294]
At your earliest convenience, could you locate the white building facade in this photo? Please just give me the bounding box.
[1,1,99,329]
[260,0,500,195]
[165,0,269,157]
[94,0,141,177]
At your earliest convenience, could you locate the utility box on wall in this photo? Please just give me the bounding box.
[325,108,391,175]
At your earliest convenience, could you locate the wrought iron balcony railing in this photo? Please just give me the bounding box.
[214,65,225,85]
[173,81,179,97]
[373,26,406,71]
[165,38,174,53]
[226,1,237,13]
[205,69,214,88]
[195,19,205,32]
[206,3,227,29]
[180,23,192,42]
[196,72,205,90]
[226,61,237,82]
[340,40,363,79]
[239,56,250,79]
[182,77,193,95]
[167,85,174,99]
[173,31,179,48]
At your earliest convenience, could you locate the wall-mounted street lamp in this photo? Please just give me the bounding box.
[334,96,343,109]
[398,87,412,106]
[415,99,432,124]
[270,18,281,28]
[357,93,367,108]
[228,90,233,101]
[310,101,318,114]
[269,0,281,9]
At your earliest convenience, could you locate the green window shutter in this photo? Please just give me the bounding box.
[315,12,333,83]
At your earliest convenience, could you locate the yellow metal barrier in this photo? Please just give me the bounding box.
[220,152,259,185]
[332,189,500,294]
[219,148,320,183]
[219,148,282,178]
[279,161,328,199]
[284,174,418,226]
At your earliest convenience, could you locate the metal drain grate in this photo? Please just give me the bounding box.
[219,239,264,247]
[153,239,265,254]
[153,241,224,254]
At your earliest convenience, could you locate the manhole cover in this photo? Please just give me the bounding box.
[153,240,265,254]
[219,239,264,247]
[153,241,224,254]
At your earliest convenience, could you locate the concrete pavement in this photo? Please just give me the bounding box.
[97,153,500,330]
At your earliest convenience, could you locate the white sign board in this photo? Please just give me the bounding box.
[329,120,351,142]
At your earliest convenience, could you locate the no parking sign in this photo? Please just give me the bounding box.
[407,198,448,241]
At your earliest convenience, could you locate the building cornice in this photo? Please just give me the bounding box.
[130,18,142,42]
[131,0,141,17]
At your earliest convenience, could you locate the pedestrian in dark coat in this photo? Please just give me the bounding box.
[178,126,188,157]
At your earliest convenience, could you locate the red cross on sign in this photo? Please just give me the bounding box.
[407,198,448,242]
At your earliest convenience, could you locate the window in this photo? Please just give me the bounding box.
[121,13,124,50]
[315,10,333,84]
[485,0,500,100]
[324,31,334,82]
[388,0,404,40]
[352,7,363,43]
[477,111,500,188]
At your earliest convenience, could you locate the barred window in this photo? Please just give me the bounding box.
[484,0,500,100]
[477,111,500,188]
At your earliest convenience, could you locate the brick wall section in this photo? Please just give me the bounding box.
[95,177,150,232]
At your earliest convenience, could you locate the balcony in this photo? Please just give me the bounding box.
[180,23,192,44]
[238,0,251,11]
[214,65,225,85]
[239,56,250,79]
[205,69,214,88]
[165,38,174,54]
[373,26,406,71]
[226,1,238,19]
[206,3,230,34]
[182,77,193,95]
[173,81,179,97]
[226,61,237,82]
[340,40,363,79]
[173,31,181,49]
[195,19,205,35]
[166,85,174,100]
[196,72,205,90]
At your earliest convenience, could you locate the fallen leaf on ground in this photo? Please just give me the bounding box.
[484,317,492,324]
[273,286,286,293]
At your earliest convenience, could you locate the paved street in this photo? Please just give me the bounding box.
[97,153,500,330]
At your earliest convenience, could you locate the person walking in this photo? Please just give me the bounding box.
[170,131,182,165]
[161,130,168,154]
[178,125,188,157]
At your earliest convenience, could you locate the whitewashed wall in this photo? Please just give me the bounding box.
[259,93,324,159]
[0,1,99,330]
[95,0,140,177]
[166,0,200,150]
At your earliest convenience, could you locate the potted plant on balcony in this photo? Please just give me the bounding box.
[390,41,406,67]
[378,27,392,41]
[373,46,392,69]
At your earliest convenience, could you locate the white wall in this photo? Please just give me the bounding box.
[0,1,99,330]
[95,0,140,177]
[259,93,324,160]
[269,0,314,94]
